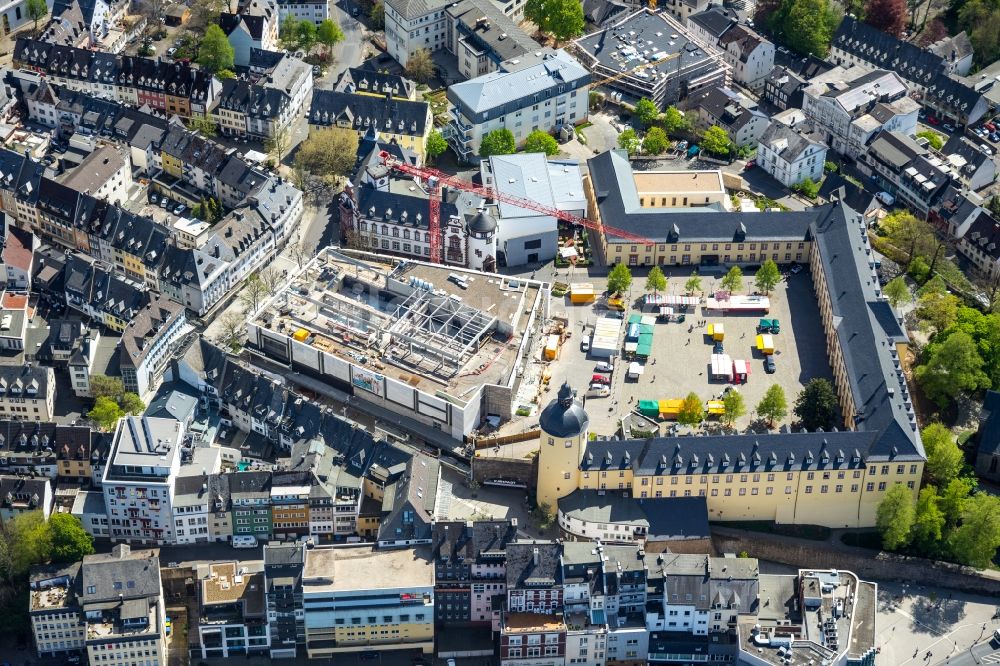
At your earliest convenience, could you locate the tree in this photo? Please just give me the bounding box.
[197,24,235,74]
[645,266,667,294]
[921,422,964,486]
[754,260,780,294]
[524,0,584,41]
[770,0,842,57]
[617,128,640,154]
[479,128,516,157]
[701,125,732,156]
[524,130,560,156]
[634,98,660,128]
[370,0,385,28]
[294,127,359,186]
[26,0,48,31]
[916,289,959,333]
[791,177,819,198]
[948,494,1000,568]
[883,276,911,308]
[939,476,973,529]
[120,393,145,416]
[865,0,906,35]
[289,241,311,269]
[189,0,228,29]
[264,126,290,165]
[426,130,448,162]
[661,106,689,135]
[259,266,284,294]
[88,396,124,432]
[912,486,945,554]
[297,20,318,52]
[281,15,301,43]
[607,263,632,295]
[188,115,218,138]
[90,375,124,401]
[757,385,788,426]
[877,484,915,550]
[915,332,990,408]
[678,392,705,426]
[722,390,747,427]
[405,48,435,83]
[218,311,246,352]
[317,19,344,57]
[48,514,94,563]
[642,127,669,155]
[882,210,934,265]
[721,266,744,294]
[793,378,838,431]
[917,130,944,150]
[684,273,702,295]
[3,511,52,578]
[239,273,270,313]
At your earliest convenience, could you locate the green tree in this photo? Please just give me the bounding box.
[791,177,819,198]
[607,263,632,295]
[426,130,448,162]
[678,392,705,425]
[757,385,788,426]
[883,210,934,265]
[877,483,916,550]
[642,127,669,155]
[939,476,974,529]
[88,396,125,432]
[684,273,702,295]
[883,276,911,308]
[297,20,318,51]
[701,125,732,156]
[524,0,585,41]
[912,486,945,554]
[317,19,344,57]
[916,289,959,334]
[721,265,744,293]
[119,393,145,416]
[281,14,300,42]
[217,311,246,352]
[634,98,660,128]
[405,48,436,83]
[26,0,48,30]
[49,514,95,563]
[915,332,990,408]
[479,128,516,157]
[617,128,640,154]
[793,378,838,431]
[4,511,52,577]
[754,259,780,294]
[294,126,359,186]
[524,130,560,156]
[645,266,667,294]
[948,494,1000,568]
[661,106,689,135]
[197,24,235,74]
[771,0,842,57]
[917,130,944,150]
[90,375,124,401]
[722,389,746,427]
[370,0,385,28]
[187,115,218,137]
[921,423,965,486]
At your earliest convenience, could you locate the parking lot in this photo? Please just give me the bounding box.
[544,266,834,436]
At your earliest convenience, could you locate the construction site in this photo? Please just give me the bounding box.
[245,249,552,441]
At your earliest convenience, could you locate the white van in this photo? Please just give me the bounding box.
[232,535,258,549]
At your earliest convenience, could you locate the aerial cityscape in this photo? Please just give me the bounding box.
[0,0,999,662]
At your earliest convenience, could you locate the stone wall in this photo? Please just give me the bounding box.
[472,455,538,492]
[713,528,1000,595]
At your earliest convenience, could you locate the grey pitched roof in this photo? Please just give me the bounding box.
[758,120,825,162]
[310,89,430,136]
[145,383,199,423]
[978,390,1000,457]
[432,519,518,563]
[505,541,562,588]
[688,7,736,38]
[832,15,947,88]
[818,174,876,213]
[445,0,538,64]
[0,365,52,400]
[539,382,590,438]
[386,0,452,21]
[80,545,160,603]
[558,490,710,540]
[379,453,439,543]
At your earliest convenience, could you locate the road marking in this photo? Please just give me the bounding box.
[982,651,1000,664]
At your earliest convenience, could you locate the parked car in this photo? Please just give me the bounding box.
[312,65,321,76]
[713,341,724,354]
[166,47,176,56]
[981,143,995,156]
[990,132,1000,142]
[591,374,611,386]
[943,123,956,132]
[927,115,940,125]
[173,203,185,214]
[789,263,803,275]
[744,159,756,170]
[876,191,895,206]
[595,361,614,372]
[149,193,158,203]
[974,126,987,136]
[160,198,169,208]
[765,356,776,373]
[581,337,590,352]
[986,121,997,131]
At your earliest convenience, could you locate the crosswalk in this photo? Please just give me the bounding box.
[982,651,1000,664]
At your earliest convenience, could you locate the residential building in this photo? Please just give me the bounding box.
[102,416,185,545]
[573,9,729,109]
[432,519,519,625]
[661,0,709,24]
[688,86,770,147]
[445,0,538,80]
[941,134,996,192]
[582,0,629,28]
[923,72,991,127]
[263,542,305,658]
[276,0,329,24]
[501,541,565,665]
[949,207,1000,281]
[196,561,270,658]
[756,120,828,187]
[377,453,440,548]
[0,474,52,520]
[0,365,55,421]
[686,8,774,91]
[309,89,433,164]
[0,420,105,482]
[446,48,590,163]
[860,130,951,218]
[1,224,36,290]
[62,253,147,332]
[211,53,312,140]
[817,174,881,226]
[0,290,29,351]
[219,0,280,67]
[72,489,110,538]
[119,295,188,398]
[229,471,274,540]
[301,546,435,658]
[59,145,131,207]
[335,67,417,100]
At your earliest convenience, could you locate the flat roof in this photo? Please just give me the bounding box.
[302,546,433,593]
[201,562,265,614]
[504,612,567,632]
[632,170,726,196]
[107,416,182,473]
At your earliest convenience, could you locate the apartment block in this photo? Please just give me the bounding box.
[0,474,52,520]
[0,364,55,421]
[264,542,305,658]
[196,561,270,658]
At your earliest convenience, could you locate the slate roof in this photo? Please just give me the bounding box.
[336,67,415,99]
[80,545,160,604]
[558,490,710,540]
[832,15,947,88]
[978,390,1000,457]
[540,382,590,438]
[942,134,993,174]
[379,452,439,544]
[386,0,452,21]
[432,519,519,563]
[817,173,877,213]
[446,0,537,64]
[309,89,430,137]
[119,295,185,370]
[583,0,629,25]
[758,120,825,162]
[688,7,736,39]
[960,209,1000,260]
[0,365,52,400]
[0,475,48,508]
[925,72,987,116]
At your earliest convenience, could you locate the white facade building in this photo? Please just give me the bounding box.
[756,120,828,187]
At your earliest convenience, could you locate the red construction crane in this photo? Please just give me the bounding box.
[378,151,656,264]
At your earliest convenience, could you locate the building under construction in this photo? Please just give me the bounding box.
[572,8,731,108]
[245,249,550,441]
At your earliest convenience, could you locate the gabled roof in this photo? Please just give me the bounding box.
[119,295,185,369]
[378,453,439,543]
[687,7,736,39]
[309,89,430,137]
[832,15,946,88]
